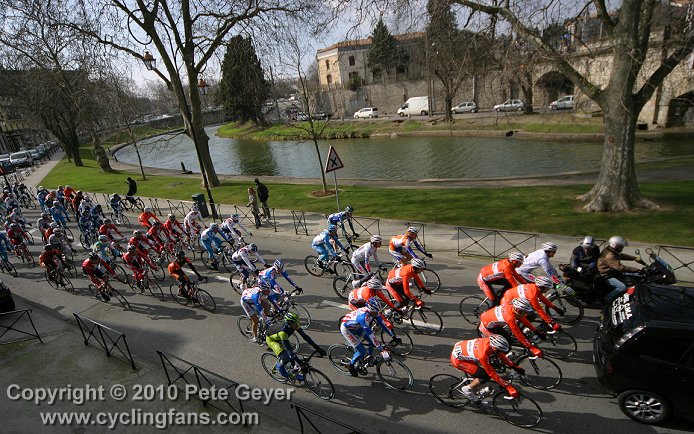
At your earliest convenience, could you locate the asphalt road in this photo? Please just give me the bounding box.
[7,206,693,433]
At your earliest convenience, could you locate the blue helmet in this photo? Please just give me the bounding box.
[273,259,284,271]
[367,298,382,312]
[327,224,337,232]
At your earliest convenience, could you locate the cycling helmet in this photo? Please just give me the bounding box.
[273,259,284,271]
[133,230,142,237]
[44,244,52,250]
[284,312,300,324]
[370,234,382,244]
[176,250,186,259]
[231,213,240,222]
[258,280,271,292]
[38,185,44,190]
[41,212,50,218]
[366,298,382,312]
[65,185,71,189]
[127,245,136,252]
[50,222,59,229]
[344,206,354,213]
[53,228,63,234]
[411,258,426,269]
[58,185,63,189]
[581,236,595,247]
[168,213,176,220]
[144,207,152,213]
[210,223,219,230]
[104,218,112,224]
[88,252,99,260]
[488,334,510,353]
[508,252,524,264]
[534,276,554,289]
[94,204,101,210]
[98,235,109,242]
[608,236,628,250]
[191,205,198,212]
[406,226,419,235]
[9,223,19,229]
[248,243,258,252]
[77,191,83,195]
[327,224,337,232]
[366,277,382,289]
[542,242,557,252]
[511,298,534,313]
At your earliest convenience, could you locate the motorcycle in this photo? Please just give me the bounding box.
[561,248,677,306]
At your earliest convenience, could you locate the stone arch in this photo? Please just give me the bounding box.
[534,71,574,107]
[665,91,694,127]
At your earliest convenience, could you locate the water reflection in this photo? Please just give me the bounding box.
[113,125,693,180]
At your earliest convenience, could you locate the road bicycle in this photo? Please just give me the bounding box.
[327,342,414,391]
[147,250,168,282]
[491,349,563,390]
[13,243,35,266]
[55,220,75,243]
[428,374,542,428]
[237,314,300,351]
[45,265,75,294]
[121,196,145,212]
[261,349,335,400]
[229,270,258,295]
[200,243,235,272]
[169,276,215,312]
[382,288,444,335]
[87,278,130,309]
[331,266,389,300]
[0,257,17,277]
[79,227,99,250]
[335,311,415,357]
[110,207,131,228]
[271,288,311,329]
[529,322,577,360]
[303,254,352,278]
[382,260,441,294]
[130,272,165,302]
[544,284,584,325]
[19,193,36,210]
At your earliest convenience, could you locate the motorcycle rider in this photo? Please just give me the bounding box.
[598,236,643,304]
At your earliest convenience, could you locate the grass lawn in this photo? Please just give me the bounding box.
[41,145,694,246]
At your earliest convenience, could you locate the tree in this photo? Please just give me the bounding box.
[452,0,694,211]
[367,18,409,82]
[219,36,271,125]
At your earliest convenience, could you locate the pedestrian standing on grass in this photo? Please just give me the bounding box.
[255,178,271,221]
[247,187,261,229]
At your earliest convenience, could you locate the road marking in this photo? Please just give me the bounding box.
[212,275,230,283]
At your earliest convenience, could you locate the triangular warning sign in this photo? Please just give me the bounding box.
[324,145,344,173]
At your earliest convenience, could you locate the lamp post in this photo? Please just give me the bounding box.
[143,51,156,70]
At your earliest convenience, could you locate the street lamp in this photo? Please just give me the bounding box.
[197,78,209,95]
[143,51,156,70]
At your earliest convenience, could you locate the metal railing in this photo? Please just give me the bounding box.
[352,216,380,238]
[157,351,245,415]
[291,401,367,434]
[458,226,539,260]
[233,205,255,227]
[0,309,42,345]
[73,313,136,370]
[267,208,277,232]
[292,211,308,236]
[148,198,163,216]
[655,244,694,283]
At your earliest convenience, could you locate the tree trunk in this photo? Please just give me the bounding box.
[91,133,113,172]
[444,94,454,122]
[313,140,328,193]
[133,145,147,181]
[578,99,656,211]
[521,71,534,114]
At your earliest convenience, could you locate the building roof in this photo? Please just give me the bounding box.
[317,32,425,54]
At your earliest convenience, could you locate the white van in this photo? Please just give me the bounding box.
[398,96,429,116]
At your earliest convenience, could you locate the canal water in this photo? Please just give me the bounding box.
[114,125,693,180]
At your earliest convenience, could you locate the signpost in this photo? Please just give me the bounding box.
[324,145,344,212]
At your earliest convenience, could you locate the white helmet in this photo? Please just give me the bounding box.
[406,226,419,235]
[608,236,628,250]
[581,236,595,247]
[489,334,510,352]
[534,276,553,289]
[411,258,426,269]
[511,298,534,312]
[370,235,382,244]
[508,252,524,263]
[541,242,557,252]
[366,277,382,289]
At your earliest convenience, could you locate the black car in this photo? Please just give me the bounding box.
[594,283,694,425]
[312,111,331,120]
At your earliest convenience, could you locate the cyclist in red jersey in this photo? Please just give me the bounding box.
[478,298,544,358]
[477,252,525,305]
[500,276,563,331]
[385,258,428,308]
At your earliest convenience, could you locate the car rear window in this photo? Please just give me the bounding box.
[638,336,694,364]
[599,292,645,347]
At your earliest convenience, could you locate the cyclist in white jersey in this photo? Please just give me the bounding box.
[351,235,383,286]
[184,206,207,234]
[517,242,563,284]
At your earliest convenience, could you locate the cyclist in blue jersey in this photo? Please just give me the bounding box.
[258,259,303,310]
[200,223,233,268]
[339,298,394,377]
[311,224,347,271]
[327,206,358,242]
[240,281,272,342]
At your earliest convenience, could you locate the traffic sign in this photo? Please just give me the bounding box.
[324,145,344,173]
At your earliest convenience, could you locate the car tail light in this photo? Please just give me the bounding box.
[606,361,613,374]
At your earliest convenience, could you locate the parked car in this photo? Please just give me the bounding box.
[452,102,478,114]
[398,96,429,116]
[594,283,694,425]
[0,154,15,173]
[295,112,309,121]
[550,95,574,110]
[354,107,379,119]
[312,111,331,121]
[9,151,33,168]
[493,99,524,112]
[28,149,40,160]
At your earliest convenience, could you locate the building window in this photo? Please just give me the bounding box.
[348,71,359,80]
[349,55,355,66]
[325,59,329,69]
[327,75,333,84]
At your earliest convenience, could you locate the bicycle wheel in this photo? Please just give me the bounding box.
[377,359,414,390]
[111,288,131,310]
[261,353,287,383]
[429,374,472,408]
[517,355,562,390]
[305,368,335,400]
[112,264,129,285]
[169,284,191,306]
[147,280,166,301]
[542,330,577,360]
[64,260,78,278]
[328,344,355,375]
[45,269,59,289]
[304,255,325,277]
[64,227,75,243]
[149,262,166,282]
[459,295,489,325]
[381,326,414,356]
[88,284,108,303]
[121,215,131,228]
[546,295,584,325]
[61,275,76,294]
[194,289,216,312]
[493,392,543,428]
[410,306,443,335]
[332,276,351,300]
[334,261,353,278]
[23,248,36,266]
[25,231,35,245]
[2,260,17,278]
[220,253,235,273]
[420,269,441,293]
[79,232,91,250]
[236,315,259,340]
[228,272,245,295]
[287,302,311,329]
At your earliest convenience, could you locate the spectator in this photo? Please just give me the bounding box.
[255,178,270,221]
[126,177,137,206]
[247,187,261,229]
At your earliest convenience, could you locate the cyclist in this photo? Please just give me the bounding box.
[98,219,125,243]
[71,191,85,217]
[93,235,121,263]
[82,252,117,301]
[63,185,76,201]
[266,312,326,381]
[129,230,153,257]
[184,205,206,235]
[231,243,267,287]
[36,212,53,243]
[55,185,66,206]
[240,281,272,343]
[50,202,69,227]
[168,251,203,297]
[385,258,428,309]
[39,244,65,280]
[78,195,93,215]
[200,223,233,268]
[477,252,525,306]
[123,244,156,290]
[517,242,563,284]
[500,276,563,331]
[36,186,49,212]
[4,193,20,210]
[77,209,94,235]
[221,213,252,244]
[45,190,57,208]
[598,235,644,303]
[327,206,358,241]
[340,298,394,377]
[138,207,160,229]
[450,335,524,402]
[48,228,74,254]
[389,226,432,265]
[7,223,29,252]
[163,214,186,242]
[7,208,29,229]
[478,298,543,358]
[311,224,347,271]
[90,204,106,227]
[258,259,303,310]
[148,220,173,253]
[110,193,123,217]
[351,235,383,286]
[0,230,12,263]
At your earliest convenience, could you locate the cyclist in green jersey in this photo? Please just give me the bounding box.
[266,312,326,381]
